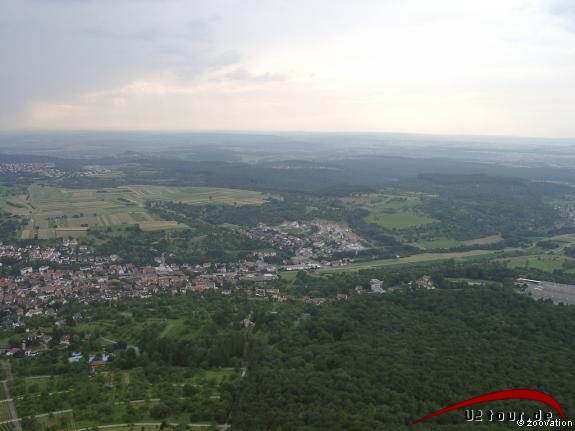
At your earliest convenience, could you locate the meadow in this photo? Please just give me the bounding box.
[343,192,437,229]
[0,184,269,239]
[506,253,572,273]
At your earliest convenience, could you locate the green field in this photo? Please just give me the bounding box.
[463,234,502,246]
[24,376,52,392]
[1,184,270,239]
[506,253,569,272]
[417,238,462,249]
[416,234,503,250]
[346,193,437,229]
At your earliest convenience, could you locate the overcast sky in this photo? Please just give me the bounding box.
[1,0,575,137]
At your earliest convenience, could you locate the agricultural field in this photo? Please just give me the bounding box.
[0,184,270,239]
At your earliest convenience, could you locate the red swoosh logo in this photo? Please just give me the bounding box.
[411,389,565,425]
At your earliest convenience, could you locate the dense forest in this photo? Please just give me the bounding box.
[48,152,575,196]
[231,288,575,430]
[401,174,567,243]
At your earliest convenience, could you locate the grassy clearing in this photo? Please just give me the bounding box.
[344,193,437,229]
[506,254,568,272]
[549,233,575,244]
[280,271,299,282]
[199,368,237,384]
[24,376,51,392]
[417,238,462,249]
[159,319,187,338]
[139,221,185,232]
[1,184,269,239]
[463,234,503,246]
[417,235,502,250]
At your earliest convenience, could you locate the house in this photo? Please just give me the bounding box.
[266,288,280,295]
[416,275,435,290]
[370,279,384,294]
[68,352,83,363]
[6,347,22,357]
[20,267,33,276]
[241,318,255,328]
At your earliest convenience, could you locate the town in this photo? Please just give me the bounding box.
[0,237,437,337]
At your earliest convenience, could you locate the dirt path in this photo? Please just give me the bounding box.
[1,361,22,431]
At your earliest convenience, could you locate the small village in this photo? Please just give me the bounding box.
[0,162,64,178]
[235,219,366,264]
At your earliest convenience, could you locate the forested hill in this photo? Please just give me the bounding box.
[49,153,575,195]
[405,174,569,243]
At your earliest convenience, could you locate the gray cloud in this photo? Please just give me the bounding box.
[0,1,237,127]
[550,0,575,15]
[549,0,575,32]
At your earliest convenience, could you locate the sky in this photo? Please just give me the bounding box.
[1,0,575,137]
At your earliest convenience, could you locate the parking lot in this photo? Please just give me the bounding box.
[521,280,575,305]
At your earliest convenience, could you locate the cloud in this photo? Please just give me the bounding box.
[550,0,575,15]
[0,1,235,128]
[549,0,575,31]
[3,0,575,136]
[226,67,287,82]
